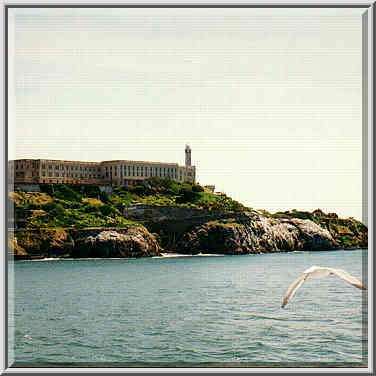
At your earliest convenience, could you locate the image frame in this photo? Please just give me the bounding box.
[2,1,374,373]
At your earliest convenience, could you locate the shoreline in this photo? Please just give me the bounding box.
[12,248,367,262]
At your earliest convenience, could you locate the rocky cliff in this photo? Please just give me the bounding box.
[9,226,161,259]
[176,213,338,255]
[9,207,367,259]
[9,182,367,258]
[9,183,367,259]
[72,228,160,258]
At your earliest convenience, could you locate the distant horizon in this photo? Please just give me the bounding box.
[8,7,366,223]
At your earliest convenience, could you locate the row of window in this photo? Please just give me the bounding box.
[12,165,193,181]
[13,163,38,170]
[42,172,102,179]
[40,179,98,184]
[12,170,187,180]
[14,164,35,170]
[43,164,101,172]
[104,165,179,179]
[12,163,194,177]
[38,171,185,181]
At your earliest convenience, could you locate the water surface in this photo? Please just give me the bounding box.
[10,249,368,367]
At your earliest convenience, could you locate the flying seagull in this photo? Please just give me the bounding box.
[281,266,367,308]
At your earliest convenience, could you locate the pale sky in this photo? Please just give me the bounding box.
[8,7,366,222]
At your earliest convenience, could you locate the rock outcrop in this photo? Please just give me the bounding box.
[176,213,338,255]
[72,229,160,258]
[10,209,367,259]
[11,226,160,259]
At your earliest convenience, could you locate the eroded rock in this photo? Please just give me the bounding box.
[177,214,338,255]
[72,228,160,258]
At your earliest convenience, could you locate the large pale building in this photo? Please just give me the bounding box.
[9,146,196,186]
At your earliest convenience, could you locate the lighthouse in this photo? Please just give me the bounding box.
[185,145,192,168]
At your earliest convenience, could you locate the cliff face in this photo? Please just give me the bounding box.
[72,229,160,258]
[9,190,367,258]
[10,227,161,259]
[176,213,338,255]
[10,209,368,259]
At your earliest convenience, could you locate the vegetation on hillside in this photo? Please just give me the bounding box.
[270,208,367,249]
[8,182,367,257]
[9,178,248,229]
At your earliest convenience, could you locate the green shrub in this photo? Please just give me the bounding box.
[82,185,101,198]
[82,204,101,214]
[99,204,120,217]
[40,184,54,196]
[134,185,151,196]
[51,184,82,202]
[50,203,65,217]
[192,184,204,193]
[176,186,201,204]
[99,191,110,203]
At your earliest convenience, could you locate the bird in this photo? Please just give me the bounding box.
[281,266,367,308]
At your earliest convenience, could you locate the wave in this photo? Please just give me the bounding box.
[154,253,225,258]
[31,258,63,262]
[29,257,135,262]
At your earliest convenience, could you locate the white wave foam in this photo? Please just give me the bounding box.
[155,253,224,258]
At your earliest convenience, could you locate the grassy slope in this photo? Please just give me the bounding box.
[9,178,248,229]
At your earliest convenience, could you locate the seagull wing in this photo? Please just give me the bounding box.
[281,274,307,308]
[328,268,367,290]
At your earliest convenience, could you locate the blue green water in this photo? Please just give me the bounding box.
[10,249,367,367]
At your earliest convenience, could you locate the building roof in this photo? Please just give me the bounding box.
[100,160,179,166]
[9,158,187,167]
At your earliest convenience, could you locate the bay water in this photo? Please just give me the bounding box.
[9,249,368,367]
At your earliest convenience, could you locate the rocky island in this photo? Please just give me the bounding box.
[8,178,367,259]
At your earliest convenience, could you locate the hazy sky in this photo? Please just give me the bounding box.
[8,7,366,221]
